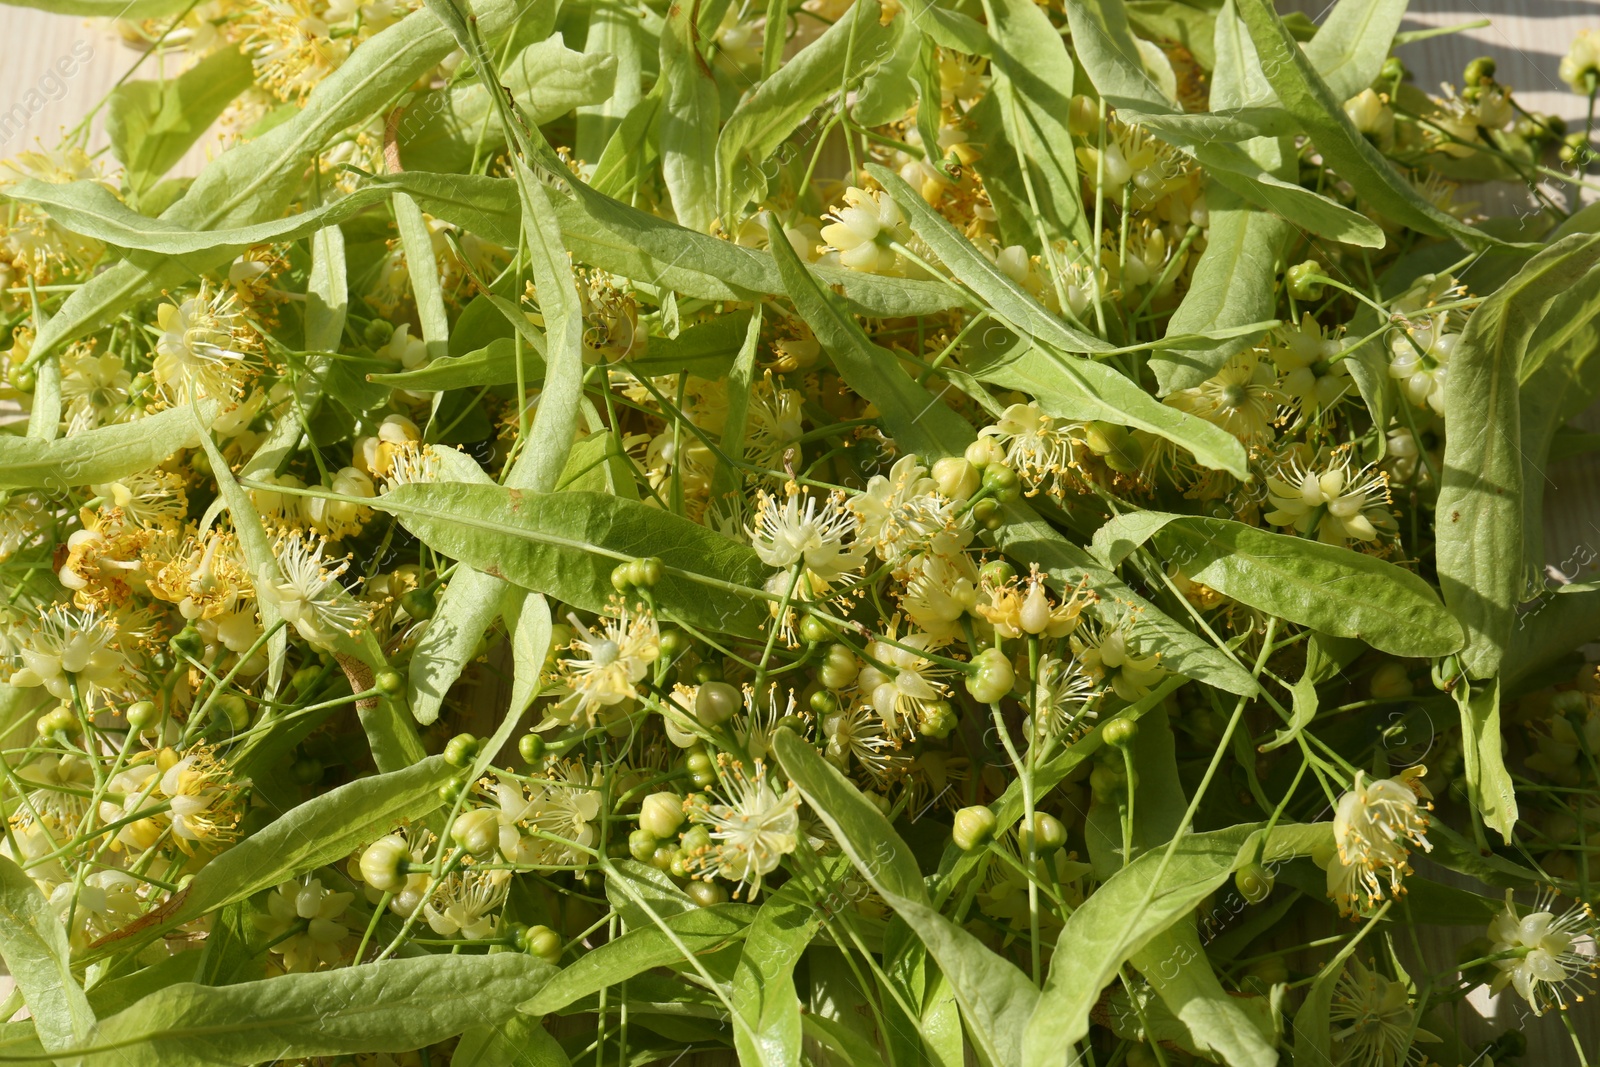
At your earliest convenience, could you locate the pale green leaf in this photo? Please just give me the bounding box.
[108,46,255,200]
[1094,512,1465,657]
[1437,232,1600,677]
[659,0,720,233]
[871,165,1253,478]
[1131,925,1277,1067]
[774,730,1041,1067]
[26,0,526,359]
[1020,823,1326,1065]
[1455,676,1518,841]
[143,757,453,937]
[1234,0,1504,250]
[718,0,900,223]
[374,483,773,636]
[1302,0,1407,103]
[0,855,95,1052]
[731,882,820,1067]
[976,0,1090,249]
[304,223,348,354]
[82,954,552,1067]
[0,402,208,491]
[520,904,756,1015]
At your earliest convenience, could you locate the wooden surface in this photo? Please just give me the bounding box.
[3,1,1599,1063]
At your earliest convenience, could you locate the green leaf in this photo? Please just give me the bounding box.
[520,904,756,1015]
[368,336,545,391]
[397,35,618,172]
[1063,0,1385,248]
[83,954,553,1066]
[0,402,208,491]
[1234,0,1503,250]
[1131,924,1277,1067]
[774,730,1041,1067]
[407,567,504,726]
[870,166,1252,478]
[1454,676,1518,841]
[108,46,255,201]
[2,0,188,14]
[395,191,450,363]
[1020,823,1326,1066]
[975,0,1091,249]
[1302,0,1407,103]
[304,224,349,355]
[1096,512,1464,657]
[1518,260,1600,574]
[718,0,900,223]
[1437,232,1600,677]
[454,1014,569,1067]
[374,483,773,636]
[765,213,974,461]
[659,0,720,233]
[25,0,526,360]
[1153,190,1287,393]
[145,756,453,937]
[1261,631,1364,752]
[501,590,553,723]
[0,855,95,1051]
[731,881,821,1067]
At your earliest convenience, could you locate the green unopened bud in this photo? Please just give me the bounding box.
[1018,811,1067,856]
[374,668,405,696]
[799,615,832,645]
[398,587,437,620]
[1464,56,1495,85]
[444,733,480,767]
[640,792,687,838]
[451,809,500,854]
[1101,716,1138,747]
[518,733,546,764]
[519,923,563,962]
[965,647,1015,704]
[125,700,161,733]
[695,681,740,725]
[688,880,728,906]
[628,827,659,861]
[952,805,997,851]
[1286,260,1326,301]
[359,834,411,892]
[1235,861,1274,904]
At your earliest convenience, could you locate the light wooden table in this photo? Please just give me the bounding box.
[3,1,1599,1063]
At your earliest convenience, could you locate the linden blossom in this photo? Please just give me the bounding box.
[2,0,1598,1059]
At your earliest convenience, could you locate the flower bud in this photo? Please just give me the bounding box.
[1235,861,1274,904]
[629,828,658,861]
[126,700,161,733]
[952,805,997,850]
[1286,260,1326,301]
[444,733,480,767]
[965,648,1014,704]
[451,809,500,854]
[519,924,563,962]
[640,792,687,838]
[695,681,741,725]
[964,436,1006,469]
[1101,716,1138,748]
[932,456,980,501]
[1369,662,1414,700]
[360,835,411,892]
[518,733,546,764]
[1018,811,1067,855]
[688,880,729,907]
